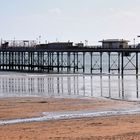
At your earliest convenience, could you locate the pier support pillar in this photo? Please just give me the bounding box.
[136,52,138,75]
[83,52,85,73]
[61,52,63,71]
[118,53,120,74]
[90,52,92,73]
[57,52,60,72]
[73,52,76,73]
[67,52,71,72]
[77,52,79,71]
[100,52,103,73]
[121,52,124,75]
[108,52,111,73]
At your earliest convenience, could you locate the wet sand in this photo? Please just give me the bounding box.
[0,97,140,140]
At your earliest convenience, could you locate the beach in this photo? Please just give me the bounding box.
[1,0,140,139]
[0,97,140,140]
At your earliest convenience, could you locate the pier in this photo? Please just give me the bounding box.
[0,46,140,74]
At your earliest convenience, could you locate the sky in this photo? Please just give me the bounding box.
[0,0,140,45]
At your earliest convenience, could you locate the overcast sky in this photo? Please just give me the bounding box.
[0,0,140,44]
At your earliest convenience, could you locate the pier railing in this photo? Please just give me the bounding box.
[0,40,37,48]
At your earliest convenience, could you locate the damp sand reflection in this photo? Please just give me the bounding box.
[0,73,139,101]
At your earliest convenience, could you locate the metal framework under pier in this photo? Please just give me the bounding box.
[0,48,140,74]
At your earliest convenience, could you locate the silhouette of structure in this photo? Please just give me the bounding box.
[0,39,139,74]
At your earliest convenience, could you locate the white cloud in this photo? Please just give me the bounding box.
[109,8,116,13]
[48,8,62,16]
[121,11,136,18]
[111,8,137,19]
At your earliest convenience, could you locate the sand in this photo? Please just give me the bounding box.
[0,97,140,140]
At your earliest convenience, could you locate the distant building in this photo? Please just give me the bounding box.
[37,42,73,49]
[136,43,140,48]
[99,39,129,49]
[75,43,84,47]
[1,42,9,48]
[47,42,73,49]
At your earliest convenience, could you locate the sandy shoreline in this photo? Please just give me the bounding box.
[0,97,140,140]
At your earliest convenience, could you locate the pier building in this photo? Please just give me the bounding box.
[99,39,129,49]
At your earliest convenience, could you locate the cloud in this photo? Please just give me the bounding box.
[110,8,136,19]
[109,8,116,13]
[120,11,136,18]
[48,8,62,16]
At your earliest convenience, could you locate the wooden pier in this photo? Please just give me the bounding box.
[0,47,140,74]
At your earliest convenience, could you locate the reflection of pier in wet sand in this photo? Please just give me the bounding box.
[0,74,139,101]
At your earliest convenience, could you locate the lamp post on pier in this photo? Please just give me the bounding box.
[137,35,140,44]
[133,38,136,48]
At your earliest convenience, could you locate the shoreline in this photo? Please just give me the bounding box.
[0,96,137,119]
[1,108,140,126]
[0,97,140,139]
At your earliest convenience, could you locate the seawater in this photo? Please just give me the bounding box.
[0,72,140,101]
